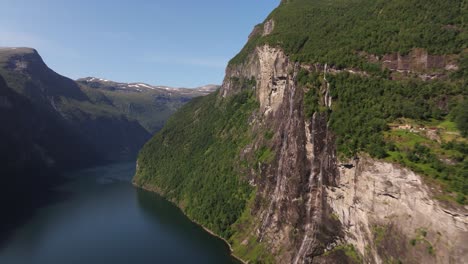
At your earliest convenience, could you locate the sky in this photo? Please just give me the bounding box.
[0,0,280,87]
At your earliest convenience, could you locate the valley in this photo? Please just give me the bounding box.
[0,47,217,240]
[1,0,467,263]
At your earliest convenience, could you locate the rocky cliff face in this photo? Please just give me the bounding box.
[219,39,467,263]
[328,156,468,264]
[219,43,341,263]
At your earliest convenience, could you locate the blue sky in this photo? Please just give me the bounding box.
[0,0,280,87]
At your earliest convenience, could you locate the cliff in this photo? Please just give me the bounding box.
[329,156,468,263]
[219,42,467,264]
[135,0,467,263]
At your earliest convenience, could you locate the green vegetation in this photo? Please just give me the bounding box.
[410,228,435,256]
[264,130,274,140]
[231,0,467,69]
[255,146,275,164]
[135,90,258,238]
[297,70,468,203]
[324,244,362,264]
[451,99,468,137]
[372,225,388,246]
[230,193,275,263]
[299,70,327,117]
[229,76,257,91]
[78,84,187,133]
[326,73,462,155]
[385,129,467,203]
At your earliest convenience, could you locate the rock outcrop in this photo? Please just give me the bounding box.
[381,49,457,73]
[328,156,468,263]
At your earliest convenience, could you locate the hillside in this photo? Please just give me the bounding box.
[135,0,467,263]
[0,47,147,160]
[0,47,217,160]
[0,47,217,234]
[76,77,218,133]
[0,73,97,233]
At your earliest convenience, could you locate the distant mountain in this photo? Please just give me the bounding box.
[0,47,218,161]
[76,77,219,133]
[0,47,149,161]
[77,77,218,96]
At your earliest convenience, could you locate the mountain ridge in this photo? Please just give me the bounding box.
[76,76,219,96]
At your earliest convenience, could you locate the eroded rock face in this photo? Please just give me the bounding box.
[361,48,459,80]
[327,156,468,264]
[263,19,275,36]
[221,45,290,115]
[381,49,456,72]
[256,45,290,115]
[220,44,467,263]
[220,52,259,98]
[221,45,342,263]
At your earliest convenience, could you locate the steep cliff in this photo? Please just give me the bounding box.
[135,0,467,263]
[328,156,468,264]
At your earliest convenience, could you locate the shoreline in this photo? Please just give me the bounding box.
[133,181,248,264]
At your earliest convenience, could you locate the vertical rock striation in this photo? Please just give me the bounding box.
[221,44,343,263]
[220,43,467,263]
[328,156,468,263]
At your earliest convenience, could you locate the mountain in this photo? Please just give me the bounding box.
[0,47,218,161]
[0,72,99,233]
[0,47,148,161]
[134,0,467,263]
[0,47,217,231]
[76,77,219,133]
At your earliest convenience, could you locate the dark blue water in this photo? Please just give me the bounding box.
[0,162,237,264]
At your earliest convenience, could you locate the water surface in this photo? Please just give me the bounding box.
[0,162,237,264]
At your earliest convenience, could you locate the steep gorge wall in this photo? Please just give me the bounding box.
[220,42,468,263]
[221,44,342,263]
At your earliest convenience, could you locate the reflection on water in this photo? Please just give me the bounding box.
[0,162,237,264]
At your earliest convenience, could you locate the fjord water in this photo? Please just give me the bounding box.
[0,162,237,264]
